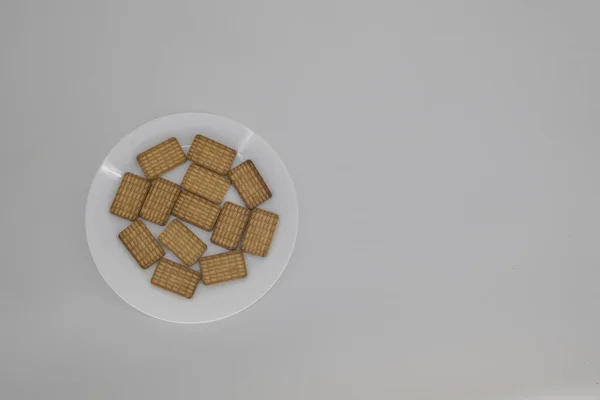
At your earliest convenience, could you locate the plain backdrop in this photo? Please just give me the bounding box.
[1,1,600,399]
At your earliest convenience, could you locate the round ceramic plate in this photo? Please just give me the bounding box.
[85,113,298,323]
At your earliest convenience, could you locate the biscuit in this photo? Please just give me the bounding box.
[139,178,180,225]
[180,163,230,204]
[110,172,151,221]
[228,160,272,209]
[151,258,202,299]
[187,134,236,175]
[211,202,250,250]
[172,191,221,231]
[200,250,247,285]
[158,219,207,266]
[118,220,165,268]
[136,137,186,179]
[241,208,279,257]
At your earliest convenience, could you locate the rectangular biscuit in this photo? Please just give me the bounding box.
[228,160,272,209]
[151,258,202,299]
[187,134,237,175]
[119,220,165,268]
[136,137,186,179]
[139,178,181,225]
[172,191,221,231]
[180,163,230,204]
[110,172,151,221]
[200,250,247,285]
[158,219,207,266]
[211,202,250,250]
[241,208,279,257]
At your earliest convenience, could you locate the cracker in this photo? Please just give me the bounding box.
[110,172,151,221]
[241,208,279,257]
[200,250,247,285]
[180,163,230,204]
[136,137,186,179]
[211,202,250,250]
[158,219,207,266]
[228,160,272,209]
[172,191,221,231]
[139,178,180,225]
[118,220,165,268]
[151,258,202,299]
[187,134,237,175]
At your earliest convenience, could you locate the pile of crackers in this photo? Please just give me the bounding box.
[109,135,279,299]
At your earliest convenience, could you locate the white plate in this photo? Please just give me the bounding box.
[85,113,298,323]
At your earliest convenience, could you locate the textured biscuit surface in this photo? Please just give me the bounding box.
[241,208,279,257]
[139,178,180,225]
[119,220,165,268]
[181,163,230,204]
[172,191,221,231]
[211,202,250,250]
[200,250,247,285]
[151,258,202,299]
[110,173,151,221]
[136,137,186,179]
[187,134,236,175]
[228,160,272,209]
[158,219,207,266]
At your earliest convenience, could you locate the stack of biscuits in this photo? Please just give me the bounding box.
[109,135,279,299]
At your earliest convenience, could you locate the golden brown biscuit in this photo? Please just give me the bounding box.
[119,220,164,268]
[228,160,272,209]
[187,134,237,175]
[241,208,279,257]
[139,178,180,225]
[136,137,186,179]
[172,191,221,231]
[211,202,250,250]
[200,250,247,285]
[110,173,151,221]
[151,258,202,299]
[180,163,230,204]
[158,219,207,266]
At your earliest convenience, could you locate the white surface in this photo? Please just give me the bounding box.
[2,1,600,399]
[86,113,298,323]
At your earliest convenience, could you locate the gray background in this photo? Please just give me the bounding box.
[1,1,599,399]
